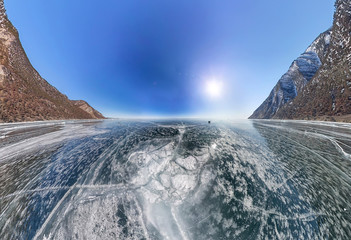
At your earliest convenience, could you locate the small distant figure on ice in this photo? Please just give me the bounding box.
[208,121,211,124]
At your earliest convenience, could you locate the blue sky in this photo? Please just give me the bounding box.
[5,0,334,118]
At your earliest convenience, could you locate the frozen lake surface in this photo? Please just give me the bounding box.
[0,119,351,239]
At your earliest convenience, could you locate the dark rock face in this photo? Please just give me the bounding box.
[273,0,351,120]
[249,30,331,119]
[0,0,105,122]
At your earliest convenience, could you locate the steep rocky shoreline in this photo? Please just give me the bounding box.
[0,0,104,122]
[250,30,331,119]
[250,0,351,122]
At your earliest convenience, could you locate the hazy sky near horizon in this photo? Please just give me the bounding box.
[6,0,334,118]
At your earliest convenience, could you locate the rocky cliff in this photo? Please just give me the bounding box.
[0,0,105,122]
[72,100,105,119]
[273,0,351,121]
[251,0,351,122]
[249,30,331,119]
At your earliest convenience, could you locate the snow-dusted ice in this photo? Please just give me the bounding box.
[0,119,351,239]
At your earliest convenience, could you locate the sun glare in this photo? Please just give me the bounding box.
[205,80,223,99]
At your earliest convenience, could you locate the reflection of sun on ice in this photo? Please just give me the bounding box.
[205,79,223,99]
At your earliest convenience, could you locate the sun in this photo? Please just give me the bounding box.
[205,80,223,99]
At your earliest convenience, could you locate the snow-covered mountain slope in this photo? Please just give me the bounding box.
[249,30,331,119]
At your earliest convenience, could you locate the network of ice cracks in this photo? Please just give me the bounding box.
[38,123,219,240]
[129,127,214,205]
[1,120,351,239]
